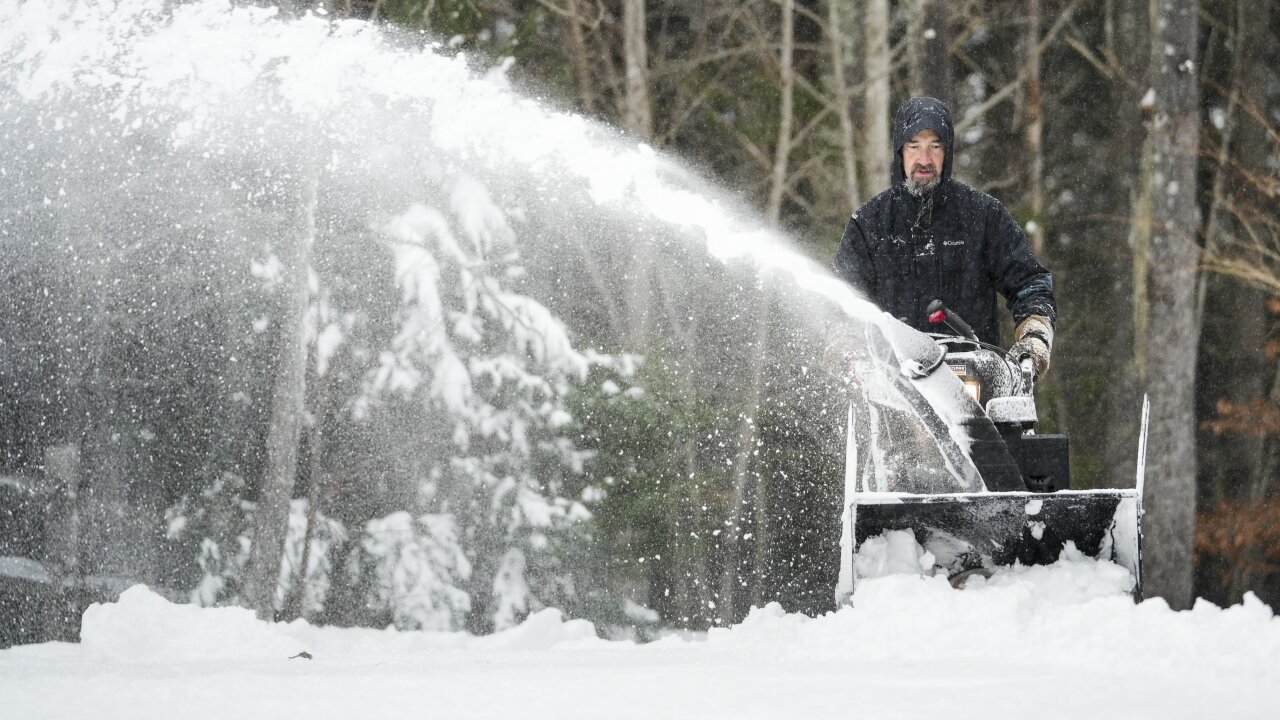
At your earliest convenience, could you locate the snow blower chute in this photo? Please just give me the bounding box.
[836,302,1145,598]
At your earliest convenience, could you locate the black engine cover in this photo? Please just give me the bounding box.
[1018,434,1070,492]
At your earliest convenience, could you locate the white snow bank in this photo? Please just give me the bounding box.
[474,608,606,650]
[59,563,1280,672]
[79,586,311,661]
[708,550,1275,674]
[5,565,1280,719]
[78,587,605,659]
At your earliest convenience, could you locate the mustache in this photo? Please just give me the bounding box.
[911,164,937,174]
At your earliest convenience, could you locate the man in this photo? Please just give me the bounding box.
[833,96,1055,376]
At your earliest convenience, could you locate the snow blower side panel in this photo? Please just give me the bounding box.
[851,490,1142,597]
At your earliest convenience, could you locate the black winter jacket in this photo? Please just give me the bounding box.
[832,97,1056,346]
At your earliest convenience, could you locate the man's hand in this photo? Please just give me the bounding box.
[1012,315,1054,378]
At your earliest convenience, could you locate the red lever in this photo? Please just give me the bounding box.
[929,310,946,324]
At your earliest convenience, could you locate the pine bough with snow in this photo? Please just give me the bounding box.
[167,177,631,633]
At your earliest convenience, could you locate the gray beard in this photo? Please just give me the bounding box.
[904,175,940,197]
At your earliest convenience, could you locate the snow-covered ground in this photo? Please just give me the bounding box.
[4,550,1277,720]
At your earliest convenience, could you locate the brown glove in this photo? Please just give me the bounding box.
[1011,314,1053,378]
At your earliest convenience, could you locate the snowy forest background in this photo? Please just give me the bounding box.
[2,0,1279,646]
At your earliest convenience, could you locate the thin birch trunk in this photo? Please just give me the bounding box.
[863,0,892,190]
[1025,0,1047,255]
[828,0,860,208]
[749,467,772,608]
[569,0,595,114]
[623,0,652,138]
[766,0,795,224]
[620,1,653,344]
[242,177,316,621]
[283,376,327,622]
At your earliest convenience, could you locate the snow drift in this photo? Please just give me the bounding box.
[4,554,1278,719]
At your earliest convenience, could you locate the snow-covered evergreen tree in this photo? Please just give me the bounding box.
[165,473,255,608]
[167,479,347,618]
[362,175,612,631]
[358,511,471,631]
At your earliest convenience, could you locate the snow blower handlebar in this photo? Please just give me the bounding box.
[926,299,1036,393]
[926,299,978,342]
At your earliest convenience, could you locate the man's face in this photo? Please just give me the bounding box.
[902,129,944,192]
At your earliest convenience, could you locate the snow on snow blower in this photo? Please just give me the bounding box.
[835,302,1146,600]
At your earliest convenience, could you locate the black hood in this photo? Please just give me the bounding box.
[890,96,954,186]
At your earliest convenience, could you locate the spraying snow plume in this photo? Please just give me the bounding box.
[0,0,970,633]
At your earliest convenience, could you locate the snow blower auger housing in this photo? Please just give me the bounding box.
[840,302,1145,599]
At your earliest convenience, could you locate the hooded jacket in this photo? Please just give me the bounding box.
[832,97,1056,346]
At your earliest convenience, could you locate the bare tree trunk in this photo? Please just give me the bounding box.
[678,368,714,627]
[1140,0,1200,610]
[863,0,892,191]
[568,0,596,114]
[1196,0,1270,603]
[622,0,652,139]
[1130,150,1154,376]
[651,267,713,626]
[617,1,654,347]
[39,444,83,638]
[1196,0,1251,501]
[1094,0,1148,492]
[907,0,952,105]
[282,376,328,622]
[718,286,770,624]
[241,178,316,621]
[827,0,860,208]
[1025,0,1046,255]
[749,465,771,608]
[1127,14,1155,360]
[42,445,81,579]
[766,0,795,224]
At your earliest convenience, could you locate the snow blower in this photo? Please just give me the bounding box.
[838,302,1145,598]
